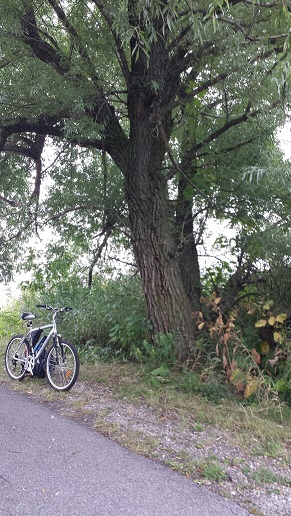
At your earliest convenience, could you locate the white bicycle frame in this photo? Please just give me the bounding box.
[22,311,61,375]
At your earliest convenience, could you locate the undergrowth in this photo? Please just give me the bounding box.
[0,275,290,412]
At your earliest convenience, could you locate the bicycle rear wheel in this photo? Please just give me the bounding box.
[46,339,80,391]
[5,335,29,380]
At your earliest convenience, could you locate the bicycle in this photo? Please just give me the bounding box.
[4,304,80,391]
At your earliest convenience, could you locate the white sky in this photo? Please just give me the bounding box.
[278,123,291,159]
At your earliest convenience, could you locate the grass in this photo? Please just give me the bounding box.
[241,464,291,487]
[164,451,229,483]
[1,338,290,452]
[1,338,291,496]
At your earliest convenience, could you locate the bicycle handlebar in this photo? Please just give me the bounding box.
[36,304,72,312]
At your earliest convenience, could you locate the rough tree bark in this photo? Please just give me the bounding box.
[175,175,201,312]
[124,69,196,359]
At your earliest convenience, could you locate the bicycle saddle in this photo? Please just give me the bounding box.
[21,312,37,321]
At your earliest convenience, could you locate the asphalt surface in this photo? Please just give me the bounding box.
[0,384,250,516]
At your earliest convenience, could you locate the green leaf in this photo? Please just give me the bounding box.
[150,364,169,377]
[263,300,274,310]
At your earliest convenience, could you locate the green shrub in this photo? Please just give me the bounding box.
[274,379,291,405]
[139,333,177,365]
[0,300,23,338]
[11,273,151,359]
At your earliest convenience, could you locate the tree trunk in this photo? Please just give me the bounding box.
[175,176,201,311]
[125,91,196,360]
[221,260,254,317]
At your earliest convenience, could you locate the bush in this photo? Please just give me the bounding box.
[14,273,151,359]
[138,333,177,365]
[0,300,23,338]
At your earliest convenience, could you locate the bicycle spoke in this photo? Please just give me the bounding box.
[5,336,29,381]
[5,305,79,391]
[46,340,79,391]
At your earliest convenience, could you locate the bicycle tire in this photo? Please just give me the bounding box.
[46,339,80,391]
[5,335,30,381]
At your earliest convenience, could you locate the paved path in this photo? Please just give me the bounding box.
[0,385,249,515]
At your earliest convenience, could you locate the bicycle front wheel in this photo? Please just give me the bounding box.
[5,335,29,381]
[46,339,80,391]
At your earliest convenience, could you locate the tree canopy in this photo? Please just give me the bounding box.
[1,0,291,358]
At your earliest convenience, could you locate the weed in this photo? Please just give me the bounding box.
[141,333,176,366]
[164,454,228,484]
[197,460,228,483]
[242,466,251,476]
[94,420,120,436]
[252,439,285,459]
[165,459,188,475]
[0,302,25,340]
[274,378,291,405]
[192,422,203,432]
[250,467,291,487]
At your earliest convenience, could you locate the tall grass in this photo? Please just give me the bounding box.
[1,274,290,409]
[1,274,151,359]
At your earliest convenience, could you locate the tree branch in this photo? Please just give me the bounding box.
[29,135,46,201]
[20,7,70,75]
[47,0,101,84]
[44,205,94,224]
[88,226,113,288]
[91,0,130,86]
[166,43,285,113]
[157,115,208,198]
[0,116,64,142]
[0,194,20,207]
[180,99,281,169]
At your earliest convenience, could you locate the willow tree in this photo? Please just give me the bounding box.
[0,1,290,358]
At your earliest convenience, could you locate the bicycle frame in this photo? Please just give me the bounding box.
[6,304,79,391]
[24,311,61,374]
